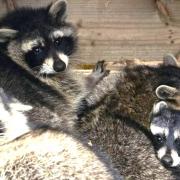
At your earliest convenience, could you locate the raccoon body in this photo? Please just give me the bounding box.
[76,54,180,179]
[0,129,121,180]
[80,54,180,130]
[0,85,121,179]
[83,113,175,179]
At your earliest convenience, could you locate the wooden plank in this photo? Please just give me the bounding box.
[74,59,162,71]
[1,0,180,63]
[169,1,180,24]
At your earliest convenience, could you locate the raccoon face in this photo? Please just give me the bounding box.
[0,0,77,75]
[150,101,180,170]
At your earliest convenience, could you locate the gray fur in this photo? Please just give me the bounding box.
[0,129,121,180]
[0,0,109,141]
[0,1,121,179]
[76,55,180,179]
[0,0,179,178]
[82,114,174,179]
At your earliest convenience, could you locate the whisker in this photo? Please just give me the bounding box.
[31,66,41,71]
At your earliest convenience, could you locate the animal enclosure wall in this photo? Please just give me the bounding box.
[0,0,180,67]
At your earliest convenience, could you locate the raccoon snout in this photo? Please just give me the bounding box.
[161,155,173,167]
[53,60,66,72]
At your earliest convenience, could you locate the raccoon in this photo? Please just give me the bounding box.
[75,54,180,179]
[78,101,175,179]
[0,2,121,178]
[0,0,109,142]
[79,54,180,130]
[150,101,180,177]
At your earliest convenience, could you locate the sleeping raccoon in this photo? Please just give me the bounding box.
[150,101,180,177]
[0,0,109,142]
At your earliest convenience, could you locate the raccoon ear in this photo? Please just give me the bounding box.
[152,101,168,115]
[163,53,178,67]
[0,28,18,43]
[48,0,68,23]
[156,85,178,100]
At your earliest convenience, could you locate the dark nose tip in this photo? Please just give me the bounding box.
[53,60,66,72]
[161,155,173,167]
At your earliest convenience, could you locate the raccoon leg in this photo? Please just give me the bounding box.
[77,61,110,118]
[77,72,121,119]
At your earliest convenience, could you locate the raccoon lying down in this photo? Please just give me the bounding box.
[76,54,180,179]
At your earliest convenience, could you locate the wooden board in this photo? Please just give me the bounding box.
[1,0,180,64]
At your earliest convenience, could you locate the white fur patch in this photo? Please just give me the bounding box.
[58,53,69,67]
[171,149,180,167]
[0,90,32,141]
[157,146,167,159]
[174,130,180,139]
[51,30,64,39]
[51,28,73,39]
[150,124,169,137]
[40,54,68,74]
[60,27,74,37]
[40,57,56,75]
[152,101,168,114]
[21,38,44,52]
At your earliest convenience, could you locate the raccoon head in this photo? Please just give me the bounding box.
[150,100,180,170]
[0,0,77,76]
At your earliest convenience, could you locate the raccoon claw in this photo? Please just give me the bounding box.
[93,60,110,74]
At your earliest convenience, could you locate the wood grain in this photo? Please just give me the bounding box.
[1,0,180,64]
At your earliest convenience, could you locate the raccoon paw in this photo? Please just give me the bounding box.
[92,60,110,83]
[86,60,110,90]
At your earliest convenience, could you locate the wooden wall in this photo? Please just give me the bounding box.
[1,0,180,66]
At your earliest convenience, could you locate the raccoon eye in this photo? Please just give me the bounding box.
[54,36,75,55]
[175,138,180,148]
[154,134,165,144]
[54,38,61,47]
[32,46,43,55]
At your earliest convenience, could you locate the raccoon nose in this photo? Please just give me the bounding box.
[53,60,66,72]
[161,155,173,167]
